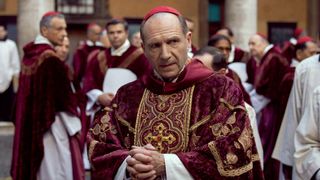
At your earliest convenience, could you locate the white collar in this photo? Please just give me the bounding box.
[263,44,274,56]
[34,34,54,47]
[228,44,236,63]
[111,39,130,56]
[291,58,300,67]
[86,40,104,47]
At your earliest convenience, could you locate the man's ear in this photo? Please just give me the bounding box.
[141,41,145,51]
[186,31,192,48]
[296,49,303,61]
[41,26,49,37]
[217,68,227,75]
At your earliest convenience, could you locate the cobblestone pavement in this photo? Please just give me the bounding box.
[0,122,90,180]
[0,122,14,179]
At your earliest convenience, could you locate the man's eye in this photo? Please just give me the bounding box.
[168,39,179,45]
[150,43,160,49]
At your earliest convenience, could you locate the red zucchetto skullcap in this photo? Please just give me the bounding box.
[143,6,181,21]
[87,22,98,29]
[297,36,313,45]
[294,28,303,38]
[256,33,267,40]
[42,11,61,18]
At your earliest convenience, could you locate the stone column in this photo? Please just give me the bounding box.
[198,0,209,48]
[17,0,54,55]
[225,0,257,50]
[307,0,319,41]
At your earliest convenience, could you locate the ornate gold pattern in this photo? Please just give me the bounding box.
[219,98,246,112]
[226,152,239,165]
[88,140,98,170]
[208,141,253,177]
[237,125,253,153]
[210,112,240,140]
[190,132,201,147]
[134,86,195,153]
[189,109,216,133]
[90,112,117,142]
[251,154,260,162]
[21,49,58,75]
[144,123,177,152]
[115,112,135,133]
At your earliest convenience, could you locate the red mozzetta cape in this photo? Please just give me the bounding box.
[87,60,264,179]
[11,42,81,180]
[72,43,106,90]
[82,45,151,93]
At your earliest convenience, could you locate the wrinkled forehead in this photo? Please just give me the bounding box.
[249,35,263,44]
[144,13,179,26]
[143,13,181,34]
[50,17,66,26]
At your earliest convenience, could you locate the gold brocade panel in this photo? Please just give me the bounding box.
[134,86,195,153]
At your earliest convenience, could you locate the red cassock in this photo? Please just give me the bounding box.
[11,43,86,180]
[87,60,264,180]
[281,41,295,65]
[278,66,295,126]
[226,69,252,105]
[82,46,151,93]
[253,47,289,180]
[72,43,106,90]
[234,47,250,63]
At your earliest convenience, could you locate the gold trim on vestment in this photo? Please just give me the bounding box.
[21,49,58,75]
[87,49,101,63]
[97,51,107,74]
[90,112,117,142]
[189,109,217,133]
[98,48,143,75]
[115,112,135,133]
[88,140,98,170]
[118,48,143,68]
[219,98,246,112]
[208,141,253,177]
[134,86,195,153]
[251,154,260,162]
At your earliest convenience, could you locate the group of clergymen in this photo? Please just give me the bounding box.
[8,5,320,180]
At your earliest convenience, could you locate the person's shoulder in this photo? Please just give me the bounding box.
[40,48,64,66]
[117,79,144,93]
[297,54,320,69]
[201,73,234,89]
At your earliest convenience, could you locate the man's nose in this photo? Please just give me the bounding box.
[160,44,170,60]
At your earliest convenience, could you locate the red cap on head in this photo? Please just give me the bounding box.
[87,22,98,30]
[256,33,267,40]
[42,11,61,18]
[294,28,303,38]
[143,6,181,21]
[297,36,313,45]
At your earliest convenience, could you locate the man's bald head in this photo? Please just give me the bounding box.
[87,23,102,43]
[248,34,269,59]
[140,12,188,42]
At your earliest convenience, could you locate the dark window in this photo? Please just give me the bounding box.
[268,22,297,46]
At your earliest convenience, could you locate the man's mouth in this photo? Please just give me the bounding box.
[160,63,174,68]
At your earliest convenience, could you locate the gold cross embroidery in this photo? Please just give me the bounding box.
[144,123,176,152]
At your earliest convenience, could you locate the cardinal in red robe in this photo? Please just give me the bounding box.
[87,6,263,180]
[11,12,86,180]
